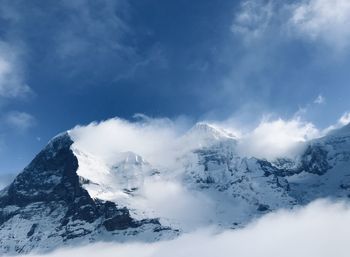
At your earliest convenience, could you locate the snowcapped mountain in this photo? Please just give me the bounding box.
[1,121,350,254]
[284,123,350,203]
[0,133,174,255]
[183,122,237,146]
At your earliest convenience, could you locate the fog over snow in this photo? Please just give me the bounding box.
[19,200,350,257]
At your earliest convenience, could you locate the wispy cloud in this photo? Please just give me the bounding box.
[0,41,32,98]
[314,94,325,104]
[231,0,274,43]
[4,111,36,132]
[233,0,350,52]
[290,0,350,51]
[0,0,152,85]
[56,0,130,60]
[339,112,350,126]
[237,116,320,160]
[323,111,350,133]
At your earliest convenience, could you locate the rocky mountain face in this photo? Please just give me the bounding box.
[284,124,350,203]
[0,133,172,255]
[1,123,350,255]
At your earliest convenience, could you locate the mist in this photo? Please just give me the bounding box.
[22,200,350,257]
[236,117,320,160]
[69,116,189,169]
[69,115,325,168]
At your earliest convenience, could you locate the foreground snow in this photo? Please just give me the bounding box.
[16,200,350,257]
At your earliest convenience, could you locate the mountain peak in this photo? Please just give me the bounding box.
[0,133,171,254]
[187,122,236,140]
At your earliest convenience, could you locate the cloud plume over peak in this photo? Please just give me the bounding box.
[69,116,184,168]
[237,117,320,160]
[69,114,327,168]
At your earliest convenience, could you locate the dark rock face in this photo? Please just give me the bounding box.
[260,144,331,177]
[299,144,331,175]
[0,133,164,253]
[102,207,161,231]
[0,133,80,208]
[256,159,282,177]
[257,204,270,212]
[27,224,38,237]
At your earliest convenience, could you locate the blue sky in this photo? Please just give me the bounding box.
[0,0,350,173]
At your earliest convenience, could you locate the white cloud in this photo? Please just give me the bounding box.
[69,116,192,169]
[314,94,325,104]
[4,111,36,132]
[233,0,350,51]
[139,179,215,229]
[56,0,130,60]
[237,117,320,160]
[339,112,350,126]
[70,115,323,168]
[323,111,350,134]
[290,0,350,50]
[22,200,350,257]
[231,0,274,42]
[0,41,31,98]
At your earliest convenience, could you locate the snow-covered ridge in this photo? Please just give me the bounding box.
[185,122,237,141]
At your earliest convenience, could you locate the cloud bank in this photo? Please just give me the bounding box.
[70,114,325,169]
[69,116,187,169]
[68,112,340,172]
[21,200,350,257]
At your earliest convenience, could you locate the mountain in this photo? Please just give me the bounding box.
[0,133,174,255]
[1,122,350,254]
[285,124,350,202]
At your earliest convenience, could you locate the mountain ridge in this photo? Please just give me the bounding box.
[1,122,350,254]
